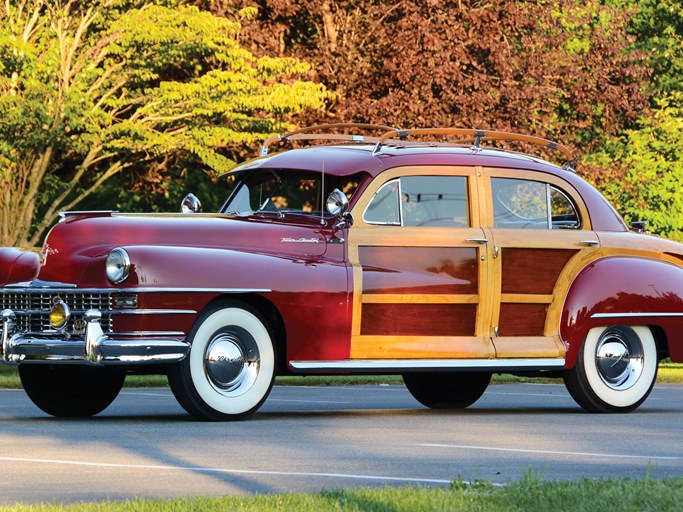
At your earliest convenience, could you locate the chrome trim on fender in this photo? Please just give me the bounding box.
[289,358,566,373]
[1,286,272,294]
[109,331,186,337]
[109,309,196,315]
[591,312,683,319]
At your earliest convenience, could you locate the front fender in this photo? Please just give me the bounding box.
[0,248,40,286]
[91,245,351,362]
[561,256,683,366]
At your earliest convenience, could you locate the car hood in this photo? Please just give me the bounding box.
[37,211,331,285]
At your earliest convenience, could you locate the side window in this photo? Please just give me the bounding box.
[401,176,468,227]
[363,176,469,227]
[491,178,580,229]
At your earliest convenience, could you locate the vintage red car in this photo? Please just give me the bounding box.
[2,124,683,420]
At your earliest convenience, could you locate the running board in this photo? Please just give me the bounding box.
[288,358,566,374]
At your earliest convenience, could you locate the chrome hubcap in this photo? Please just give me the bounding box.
[595,327,644,391]
[204,330,259,396]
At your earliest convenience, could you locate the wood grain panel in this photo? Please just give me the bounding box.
[360,246,478,294]
[498,303,547,336]
[360,303,476,336]
[350,335,495,359]
[493,336,565,358]
[501,248,577,294]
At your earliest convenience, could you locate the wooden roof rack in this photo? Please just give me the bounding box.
[259,123,399,156]
[373,128,575,171]
[259,124,575,171]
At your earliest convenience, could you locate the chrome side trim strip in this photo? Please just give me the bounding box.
[109,309,196,315]
[289,358,566,373]
[107,331,185,337]
[1,286,271,294]
[591,312,683,319]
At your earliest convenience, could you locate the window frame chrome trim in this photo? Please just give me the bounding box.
[592,312,683,319]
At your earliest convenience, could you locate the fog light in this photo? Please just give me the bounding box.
[49,300,71,329]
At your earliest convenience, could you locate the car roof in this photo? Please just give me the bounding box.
[229,143,570,178]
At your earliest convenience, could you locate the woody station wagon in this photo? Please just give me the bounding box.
[1,124,683,420]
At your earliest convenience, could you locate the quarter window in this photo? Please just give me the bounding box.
[364,176,469,227]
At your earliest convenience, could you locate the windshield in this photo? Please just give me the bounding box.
[221,170,363,217]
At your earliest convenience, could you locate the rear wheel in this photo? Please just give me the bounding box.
[564,325,658,413]
[19,365,125,417]
[168,302,275,421]
[403,372,491,409]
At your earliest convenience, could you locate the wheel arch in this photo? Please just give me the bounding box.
[561,256,683,368]
[200,293,288,375]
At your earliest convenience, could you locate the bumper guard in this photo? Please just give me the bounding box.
[1,308,189,365]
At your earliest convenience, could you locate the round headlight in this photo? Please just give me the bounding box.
[106,248,131,284]
[49,300,70,329]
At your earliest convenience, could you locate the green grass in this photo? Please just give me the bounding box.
[1,364,682,389]
[1,477,682,511]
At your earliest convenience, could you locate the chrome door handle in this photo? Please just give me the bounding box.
[466,238,488,244]
[580,240,599,246]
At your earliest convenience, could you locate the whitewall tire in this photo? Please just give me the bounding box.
[168,302,275,421]
[564,325,658,413]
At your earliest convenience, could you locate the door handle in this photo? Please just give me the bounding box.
[466,238,488,244]
[580,240,599,246]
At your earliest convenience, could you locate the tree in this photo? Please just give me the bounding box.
[213,1,650,154]
[0,0,328,247]
[584,93,683,241]
[581,0,683,240]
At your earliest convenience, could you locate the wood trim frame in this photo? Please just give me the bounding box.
[348,165,495,359]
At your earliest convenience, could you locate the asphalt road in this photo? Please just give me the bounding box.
[1,382,682,505]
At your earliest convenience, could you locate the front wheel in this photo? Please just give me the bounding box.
[564,325,658,413]
[403,372,491,409]
[168,302,275,421]
[19,365,125,417]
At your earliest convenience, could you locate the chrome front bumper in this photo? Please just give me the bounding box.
[1,308,189,365]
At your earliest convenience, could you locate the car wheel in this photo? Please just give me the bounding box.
[563,325,658,413]
[402,372,491,409]
[168,302,275,421]
[19,365,125,417]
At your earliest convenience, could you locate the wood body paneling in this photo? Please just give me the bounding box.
[361,303,477,336]
[501,248,578,294]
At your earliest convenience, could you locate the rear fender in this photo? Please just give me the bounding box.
[561,256,683,367]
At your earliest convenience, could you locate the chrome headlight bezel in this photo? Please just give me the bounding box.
[106,247,131,284]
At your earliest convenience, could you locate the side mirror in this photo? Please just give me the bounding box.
[325,188,349,216]
[181,193,202,214]
[631,221,647,233]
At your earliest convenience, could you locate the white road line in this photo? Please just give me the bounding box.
[0,456,451,485]
[119,391,175,398]
[268,399,353,404]
[420,444,683,461]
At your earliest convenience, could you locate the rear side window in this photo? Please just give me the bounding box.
[491,178,580,229]
[364,176,469,227]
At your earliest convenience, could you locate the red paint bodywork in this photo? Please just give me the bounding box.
[561,256,683,364]
[5,144,683,369]
[0,248,40,286]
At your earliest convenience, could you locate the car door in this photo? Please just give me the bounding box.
[347,166,496,360]
[481,168,602,359]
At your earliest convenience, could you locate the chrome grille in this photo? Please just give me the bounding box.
[0,290,113,337]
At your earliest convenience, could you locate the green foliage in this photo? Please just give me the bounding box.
[627,0,683,96]
[585,93,683,241]
[0,1,328,247]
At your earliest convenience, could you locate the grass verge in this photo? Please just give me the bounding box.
[1,477,682,511]
[1,364,682,389]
